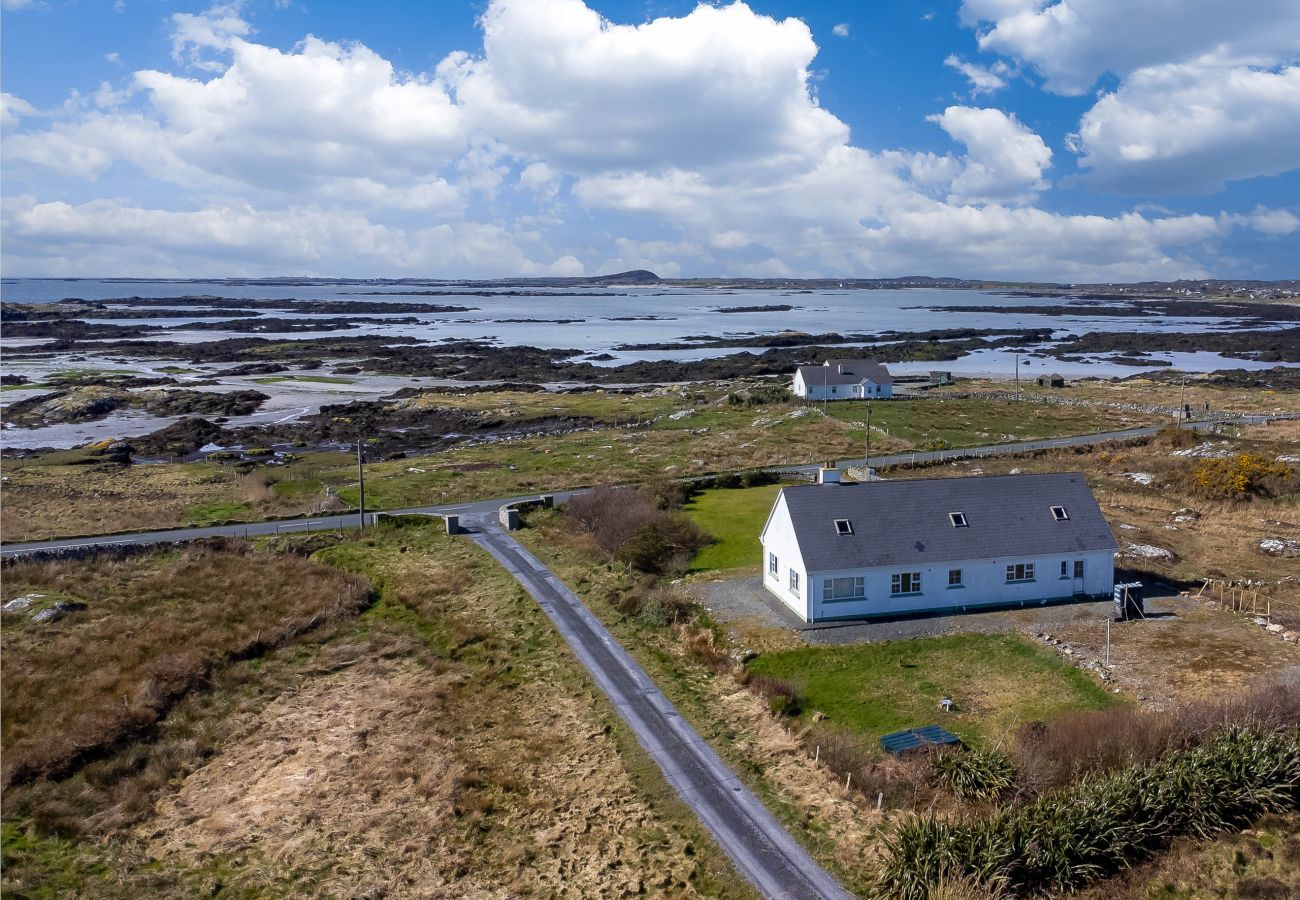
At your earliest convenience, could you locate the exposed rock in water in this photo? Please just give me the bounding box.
[132,418,231,457]
[4,387,269,427]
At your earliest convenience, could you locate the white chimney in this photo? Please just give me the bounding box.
[818,466,841,485]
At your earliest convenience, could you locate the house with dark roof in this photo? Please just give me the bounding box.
[1036,373,1067,388]
[792,359,893,400]
[759,470,1118,622]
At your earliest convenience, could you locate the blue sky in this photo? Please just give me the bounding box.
[2,0,1297,279]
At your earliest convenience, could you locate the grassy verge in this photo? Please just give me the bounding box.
[514,511,882,892]
[745,634,1117,748]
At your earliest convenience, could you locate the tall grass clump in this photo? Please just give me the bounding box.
[930,747,1016,803]
[872,725,1300,899]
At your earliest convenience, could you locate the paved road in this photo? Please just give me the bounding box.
[466,515,852,900]
[0,416,1283,557]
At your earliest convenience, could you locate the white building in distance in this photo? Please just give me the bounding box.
[760,471,1117,623]
[792,359,893,400]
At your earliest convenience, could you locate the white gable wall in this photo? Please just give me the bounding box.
[794,377,893,401]
[758,492,810,620]
[805,549,1115,622]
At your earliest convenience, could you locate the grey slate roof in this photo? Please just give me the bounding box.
[795,359,893,386]
[777,472,1118,572]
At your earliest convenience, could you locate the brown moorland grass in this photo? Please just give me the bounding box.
[0,544,370,790]
[3,522,752,897]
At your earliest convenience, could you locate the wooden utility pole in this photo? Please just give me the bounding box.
[865,398,873,472]
[357,440,366,530]
[1178,374,1187,428]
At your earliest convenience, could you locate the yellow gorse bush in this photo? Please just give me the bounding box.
[1190,452,1295,499]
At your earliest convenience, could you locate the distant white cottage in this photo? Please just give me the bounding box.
[792,359,893,401]
[759,471,1117,623]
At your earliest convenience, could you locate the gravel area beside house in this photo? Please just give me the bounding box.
[690,574,1120,644]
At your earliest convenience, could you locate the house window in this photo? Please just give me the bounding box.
[769,552,779,576]
[949,512,968,527]
[1006,563,1035,582]
[1050,506,1069,521]
[789,570,801,596]
[834,518,853,535]
[948,569,963,587]
[823,576,865,601]
[1074,560,1085,579]
[1060,561,1069,578]
[891,572,922,595]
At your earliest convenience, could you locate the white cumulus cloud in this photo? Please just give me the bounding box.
[439,0,847,174]
[944,55,1011,94]
[1070,63,1300,193]
[926,106,1051,204]
[962,0,1300,95]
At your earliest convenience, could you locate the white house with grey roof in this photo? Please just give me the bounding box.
[759,471,1117,623]
[792,359,893,401]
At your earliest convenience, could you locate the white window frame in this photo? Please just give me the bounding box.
[949,512,968,527]
[822,576,866,601]
[789,569,801,596]
[834,518,853,535]
[769,552,779,577]
[1073,559,1085,579]
[948,568,963,588]
[1006,562,1035,582]
[1050,506,1069,521]
[891,572,922,596]
[1060,560,1069,579]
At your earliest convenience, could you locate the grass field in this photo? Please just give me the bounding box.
[746,633,1117,747]
[0,383,1234,544]
[1,522,748,898]
[819,395,1151,448]
[683,483,782,572]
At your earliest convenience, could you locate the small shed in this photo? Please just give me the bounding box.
[880,724,962,756]
[928,371,954,386]
[1036,373,1066,388]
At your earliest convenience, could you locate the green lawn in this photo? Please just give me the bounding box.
[746,633,1116,748]
[682,484,783,572]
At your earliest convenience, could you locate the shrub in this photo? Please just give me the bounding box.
[1187,452,1296,500]
[871,726,1300,899]
[565,485,712,574]
[930,747,1016,803]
